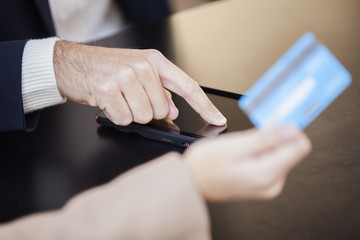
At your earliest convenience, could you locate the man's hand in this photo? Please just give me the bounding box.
[183,125,312,201]
[53,41,227,126]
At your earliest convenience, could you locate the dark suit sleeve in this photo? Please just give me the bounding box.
[117,0,171,25]
[0,40,38,132]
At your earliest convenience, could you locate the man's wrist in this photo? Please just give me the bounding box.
[22,38,66,114]
[53,40,94,105]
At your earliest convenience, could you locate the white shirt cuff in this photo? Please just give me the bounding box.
[22,37,66,114]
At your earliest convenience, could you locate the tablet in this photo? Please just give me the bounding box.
[96,88,253,147]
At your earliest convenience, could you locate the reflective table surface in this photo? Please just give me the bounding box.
[1,0,360,239]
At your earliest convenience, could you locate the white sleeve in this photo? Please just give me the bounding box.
[22,38,66,114]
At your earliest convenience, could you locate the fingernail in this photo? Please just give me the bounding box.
[216,112,227,125]
[278,124,299,141]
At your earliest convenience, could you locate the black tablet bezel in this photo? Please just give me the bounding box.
[96,87,251,147]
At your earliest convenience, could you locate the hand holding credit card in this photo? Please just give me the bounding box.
[239,32,352,129]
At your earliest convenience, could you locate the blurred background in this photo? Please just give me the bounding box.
[171,0,217,12]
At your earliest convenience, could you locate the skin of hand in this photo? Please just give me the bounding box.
[53,41,227,126]
[0,126,310,239]
[183,125,312,201]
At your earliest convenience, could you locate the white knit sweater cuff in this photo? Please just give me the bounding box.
[22,38,66,114]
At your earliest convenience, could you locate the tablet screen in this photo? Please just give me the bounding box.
[167,91,253,138]
[97,89,253,147]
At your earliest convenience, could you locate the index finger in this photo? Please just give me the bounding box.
[149,51,227,126]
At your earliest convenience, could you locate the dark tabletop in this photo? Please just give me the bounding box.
[1,0,360,239]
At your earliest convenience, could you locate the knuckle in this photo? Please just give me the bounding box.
[144,49,167,65]
[262,187,282,200]
[117,116,133,126]
[98,78,118,94]
[184,78,201,96]
[261,183,284,200]
[204,97,217,111]
[118,66,136,84]
[294,133,312,158]
[254,175,274,190]
[164,89,172,98]
[108,112,133,126]
[301,135,312,154]
[145,49,162,59]
[153,107,169,120]
[257,129,277,148]
[135,110,153,124]
[133,58,153,73]
[113,113,133,126]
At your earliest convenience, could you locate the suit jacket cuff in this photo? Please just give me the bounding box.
[0,40,27,132]
[22,37,66,114]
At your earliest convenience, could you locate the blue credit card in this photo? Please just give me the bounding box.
[238,32,352,129]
